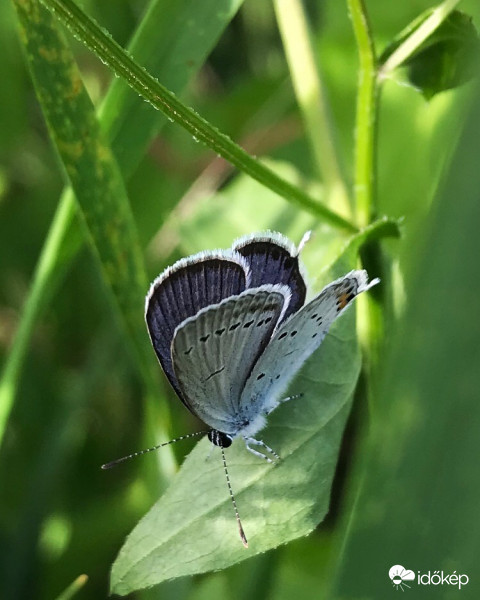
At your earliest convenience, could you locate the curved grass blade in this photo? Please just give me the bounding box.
[42,0,357,232]
[102,0,245,177]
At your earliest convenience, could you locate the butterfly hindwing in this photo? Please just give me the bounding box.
[171,285,290,433]
[239,271,378,418]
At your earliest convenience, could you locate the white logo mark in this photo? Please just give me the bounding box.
[389,565,415,591]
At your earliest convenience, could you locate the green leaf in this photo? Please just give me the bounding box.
[331,78,480,597]
[110,220,394,595]
[380,9,480,99]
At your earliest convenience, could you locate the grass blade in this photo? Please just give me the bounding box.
[42,0,357,232]
[273,0,351,217]
[6,0,162,435]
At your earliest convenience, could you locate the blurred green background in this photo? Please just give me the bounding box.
[1,0,480,598]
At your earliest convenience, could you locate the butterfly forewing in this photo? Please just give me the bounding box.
[145,255,248,405]
[239,271,376,417]
[171,286,290,433]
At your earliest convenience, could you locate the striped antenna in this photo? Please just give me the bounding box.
[220,445,248,548]
[101,431,208,469]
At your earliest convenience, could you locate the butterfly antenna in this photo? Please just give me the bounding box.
[101,431,208,469]
[220,445,248,548]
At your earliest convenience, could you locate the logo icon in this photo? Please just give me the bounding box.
[389,565,415,591]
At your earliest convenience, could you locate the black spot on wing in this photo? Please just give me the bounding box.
[204,366,225,382]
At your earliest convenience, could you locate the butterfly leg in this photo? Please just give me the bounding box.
[244,437,280,463]
[263,393,303,416]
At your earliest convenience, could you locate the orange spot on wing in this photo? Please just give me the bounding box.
[336,292,350,310]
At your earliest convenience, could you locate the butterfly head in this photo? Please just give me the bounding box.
[208,430,233,448]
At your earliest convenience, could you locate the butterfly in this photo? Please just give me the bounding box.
[103,231,379,546]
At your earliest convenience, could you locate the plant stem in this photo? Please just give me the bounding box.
[348,0,377,228]
[0,192,77,444]
[41,0,357,233]
[273,0,351,218]
[54,574,88,600]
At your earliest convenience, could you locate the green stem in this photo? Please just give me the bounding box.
[54,574,88,600]
[0,191,77,443]
[347,0,386,387]
[41,0,357,233]
[273,0,351,218]
[348,0,377,228]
